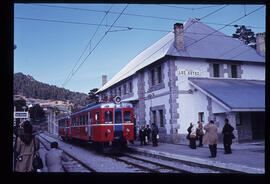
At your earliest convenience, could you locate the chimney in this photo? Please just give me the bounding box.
[102,75,107,86]
[174,23,184,50]
[256,32,265,57]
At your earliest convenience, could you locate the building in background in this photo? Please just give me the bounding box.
[96,18,265,144]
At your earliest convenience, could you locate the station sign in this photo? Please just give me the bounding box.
[178,69,200,76]
[14,111,29,119]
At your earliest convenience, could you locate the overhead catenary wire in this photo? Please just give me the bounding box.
[16,16,245,38]
[62,4,129,88]
[183,5,265,50]
[28,4,265,30]
[98,5,264,92]
[98,5,229,91]
[62,4,114,88]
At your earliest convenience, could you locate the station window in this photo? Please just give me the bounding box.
[118,87,121,96]
[213,64,220,77]
[236,113,242,126]
[104,111,113,124]
[231,65,238,78]
[129,82,132,93]
[159,110,164,127]
[124,84,127,95]
[151,69,155,86]
[157,66,162,83]
[152,110,157,124]
[198,112,204,122]
[124,111,131,123]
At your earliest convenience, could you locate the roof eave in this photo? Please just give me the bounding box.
[188,80,232,111]
[231,108,265,112]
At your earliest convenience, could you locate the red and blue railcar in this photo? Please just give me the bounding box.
[58,101,134,151]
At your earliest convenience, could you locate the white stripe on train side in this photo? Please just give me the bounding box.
[68,123,133,128]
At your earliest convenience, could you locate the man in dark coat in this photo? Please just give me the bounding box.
[222,118,234,154]
[139,125,146,146]
[145,124,151,145]
[151,123,159,147]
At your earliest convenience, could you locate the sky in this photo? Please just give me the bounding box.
[14,3,266,95]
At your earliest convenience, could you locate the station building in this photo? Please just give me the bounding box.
[96,18,265,144]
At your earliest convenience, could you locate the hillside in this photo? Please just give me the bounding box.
[13,72,91,106]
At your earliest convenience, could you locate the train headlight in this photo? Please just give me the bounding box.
[126,128,130,132]
[107,129,111,133]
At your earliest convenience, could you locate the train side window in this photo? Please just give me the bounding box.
[124,111,131,123]
[76,117,79,126]
[85,115,87,125]
[95,111,100,124]
[89,112,92,124]
[104,111,113,124]
[80,116,83,125]
[82,115,85,125]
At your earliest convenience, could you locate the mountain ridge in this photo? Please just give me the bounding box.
[13,72,90,106]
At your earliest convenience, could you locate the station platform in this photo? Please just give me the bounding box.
[127,140,265,173]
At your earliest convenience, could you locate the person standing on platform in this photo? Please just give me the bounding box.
[189,123,197,149]
[133,115,137,141]
[139,125,146,146]
[152,122,159,147]
[196,121,204,147]
[45,142,69,172]
[203,120,218,158]
[15,121,40,172]
[222,118,234,154]
[187,123,193,147]
[145,124,151,145]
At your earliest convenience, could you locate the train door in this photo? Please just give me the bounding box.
[68,117,71,137]
[88,111,91,139]
[65,118,68,137]
[114,109,122,130]
[114,109,123,140]
[123,109,134,141]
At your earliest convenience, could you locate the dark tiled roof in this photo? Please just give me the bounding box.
[97,18,264,93]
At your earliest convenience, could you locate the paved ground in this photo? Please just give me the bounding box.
[128,140,265,173]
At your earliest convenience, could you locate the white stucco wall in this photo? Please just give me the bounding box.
[176,58,210,90]
[241,63,265,80]
[175,58,210,134]
[212,100,228,114]
[145,95,171,134]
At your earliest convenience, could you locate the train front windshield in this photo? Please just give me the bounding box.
[124,111,131,123]
[115,110,122,124]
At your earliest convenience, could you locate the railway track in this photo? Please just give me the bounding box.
[39,133,244,173]
[111,153,191,173]
[38,134,96,172]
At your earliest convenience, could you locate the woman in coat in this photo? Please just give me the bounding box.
[222,118,234,154]
[202,120,218,158]
[196,121,204,147]
[15,121,40,172]
[189,123,197,149]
